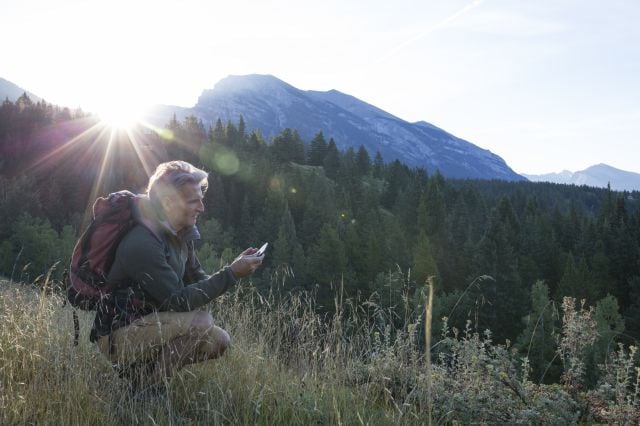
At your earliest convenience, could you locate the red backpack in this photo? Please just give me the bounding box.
[67,190,142,310]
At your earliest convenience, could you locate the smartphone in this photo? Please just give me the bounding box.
[256,242,269,256]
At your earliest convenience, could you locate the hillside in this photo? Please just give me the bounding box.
[0,77,42,103]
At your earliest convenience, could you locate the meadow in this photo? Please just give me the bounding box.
[1,274,639,425]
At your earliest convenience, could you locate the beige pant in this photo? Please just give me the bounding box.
[97,310,230,365]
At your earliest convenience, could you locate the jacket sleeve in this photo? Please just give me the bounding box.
[184,241,210,283]
[118,230,237,311]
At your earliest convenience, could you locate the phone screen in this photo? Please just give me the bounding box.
[256,242,268,256]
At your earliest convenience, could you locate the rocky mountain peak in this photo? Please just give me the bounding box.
[198,74,296,104]
[150,74,524,181]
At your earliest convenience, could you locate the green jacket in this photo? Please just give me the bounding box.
[90,200,236,341]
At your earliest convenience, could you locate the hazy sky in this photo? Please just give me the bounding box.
[2,0,639,174]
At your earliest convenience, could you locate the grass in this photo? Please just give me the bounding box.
[0,277,428,425]
[1,276,639,425]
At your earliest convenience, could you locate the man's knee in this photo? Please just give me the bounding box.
[200,325,230,358]
[189,311,214,335]
[189,312,230,356]
[212,327,231,354]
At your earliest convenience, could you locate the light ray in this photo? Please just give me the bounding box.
[24,118,104,174]
[125,126,156,179]
[83,127,119,228]
[59,123,115,230]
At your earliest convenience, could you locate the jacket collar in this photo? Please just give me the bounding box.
[157,219,201,242]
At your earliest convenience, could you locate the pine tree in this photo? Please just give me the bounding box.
[307,131,328,166]
[271,128,305,164]
[593,295,625,363]
[623,276,640,339]
[323,138,340,180]
[273,203,296,267]
[225,120,238,147]
[237,115,246,140]
[372,151,384,178]
[211,118,225,145]
[471,214,526,342]
[308,224,347,288]
[424,171,447,239]
[380,160,410,209]
[246,130,261,149]
[342,221,366,291]
[360,210,386,285]
[555,254,601,303]
[273,203,306,287]
[237,195,255,248]
[413,230,439,286]
[204,174,228,226]
[255,188,287,245]
[584,294,626,385]
[355,145,371,177]
[444,194,474,290]
[416,192,428,234]
[16,92,33,111]
[496,196,520,249]
[300,174,335,246]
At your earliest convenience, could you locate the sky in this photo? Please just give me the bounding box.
[1,0,639,175]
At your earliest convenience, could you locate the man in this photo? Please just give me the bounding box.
[90,160,262,388]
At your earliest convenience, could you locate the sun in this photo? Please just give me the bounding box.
[96,100,147,130]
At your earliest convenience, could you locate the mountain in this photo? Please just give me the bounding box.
[0,78,42,103]
[523,164,640,192]
[146,74,524,181]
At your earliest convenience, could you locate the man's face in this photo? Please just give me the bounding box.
[165,182,205,231]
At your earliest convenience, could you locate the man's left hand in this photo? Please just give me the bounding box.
[229,247,263,278]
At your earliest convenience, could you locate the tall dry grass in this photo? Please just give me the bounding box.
[0,275,433,425]
[1,274,639,425]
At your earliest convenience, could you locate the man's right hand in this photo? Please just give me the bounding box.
[229,247,263,278]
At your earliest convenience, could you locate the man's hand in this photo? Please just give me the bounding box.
[229,247,264,278]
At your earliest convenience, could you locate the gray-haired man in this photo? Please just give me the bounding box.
[91,160,262,389]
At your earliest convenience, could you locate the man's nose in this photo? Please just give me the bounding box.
[197,200,205,212]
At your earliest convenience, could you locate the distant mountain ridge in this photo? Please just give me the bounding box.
[0,78,42,103]
[146,74,524,181]
[523,164,640,192]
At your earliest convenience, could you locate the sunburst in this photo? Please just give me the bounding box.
[95,99,148,131]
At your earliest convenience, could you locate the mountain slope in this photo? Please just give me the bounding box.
[147,74,524,181]
[0,78,42,103]
[524,164,640,191]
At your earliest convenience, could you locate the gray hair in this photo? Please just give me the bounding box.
[147,161,208,207]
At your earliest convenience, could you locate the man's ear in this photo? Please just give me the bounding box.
[160,195,174,212]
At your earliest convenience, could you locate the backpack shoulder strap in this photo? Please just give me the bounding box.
[131,196,163,243]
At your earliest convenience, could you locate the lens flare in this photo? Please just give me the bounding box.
[157,128,175,141]
[213,151,240,175]
[269,177,282,191]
